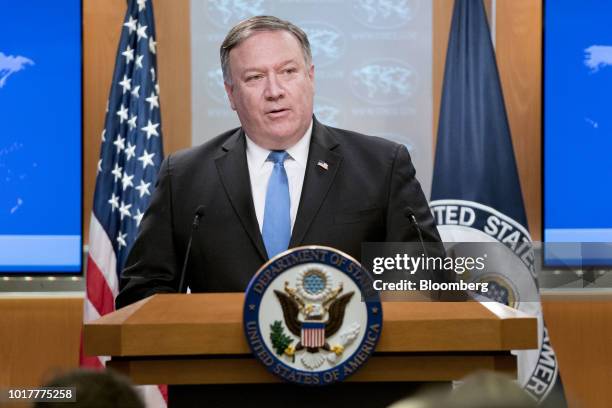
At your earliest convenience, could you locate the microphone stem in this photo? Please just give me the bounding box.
[178,234,194,293]
[410,214,428,258]
[179,210,203,293]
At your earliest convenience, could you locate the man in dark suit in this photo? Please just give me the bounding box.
[115,15,443,407]
[116,15,440,308]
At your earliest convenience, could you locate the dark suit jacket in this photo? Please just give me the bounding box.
[116,118,441,308]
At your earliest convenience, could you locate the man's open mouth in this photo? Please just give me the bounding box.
[267,108,289,114]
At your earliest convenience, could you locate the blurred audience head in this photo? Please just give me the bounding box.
[34,368,144,408]
[389,371,537,408]
[449,371,537,408]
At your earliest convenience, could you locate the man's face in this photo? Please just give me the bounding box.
[224,30,315,150]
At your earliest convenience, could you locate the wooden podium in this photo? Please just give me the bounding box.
[83,293,537,386]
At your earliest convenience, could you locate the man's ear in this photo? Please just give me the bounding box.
[308,64,315,92]
[224,81,237,111]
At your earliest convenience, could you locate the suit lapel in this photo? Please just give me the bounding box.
[290,120,342,247]
[215,130,268,261]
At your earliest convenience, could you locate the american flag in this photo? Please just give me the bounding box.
[81,0,166,405]
[301,322,326,348]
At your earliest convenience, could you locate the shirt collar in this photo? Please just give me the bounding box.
[245,120,313,168]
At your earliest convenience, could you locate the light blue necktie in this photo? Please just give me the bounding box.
[262,151,291,258]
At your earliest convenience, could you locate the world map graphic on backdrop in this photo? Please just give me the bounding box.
[545,0,612,265]
[0,52,34,88]
[0,1,81,273]
[0,51,35,216]
[583,45,612,72]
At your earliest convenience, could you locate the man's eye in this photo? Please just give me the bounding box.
[283,68,297,74]
[246,75,262,82]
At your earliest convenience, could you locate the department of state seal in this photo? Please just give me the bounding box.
[243,246,383,385]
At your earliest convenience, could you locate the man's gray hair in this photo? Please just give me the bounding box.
[220,15,312,84]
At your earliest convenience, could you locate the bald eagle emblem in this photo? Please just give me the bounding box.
[272,268,361,369]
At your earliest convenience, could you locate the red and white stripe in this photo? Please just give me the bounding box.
[81,213,167,406]
[301,327,325,348]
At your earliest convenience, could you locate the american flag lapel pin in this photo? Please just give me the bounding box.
[317,160,329,171]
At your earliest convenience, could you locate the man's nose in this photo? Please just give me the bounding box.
[264,74,284,100]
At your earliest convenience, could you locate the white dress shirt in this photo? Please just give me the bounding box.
[245,121,313,233]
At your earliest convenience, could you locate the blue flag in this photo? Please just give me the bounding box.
[431,1,525,227]
[430,0,566,405]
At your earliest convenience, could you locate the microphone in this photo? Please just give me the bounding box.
[404,206,440,300]
[404,207,459,301]
[178,205,205,294]
[404,206,429,259]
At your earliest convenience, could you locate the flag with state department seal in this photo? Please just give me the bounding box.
[430,0,567,405]
[243,246,383,385]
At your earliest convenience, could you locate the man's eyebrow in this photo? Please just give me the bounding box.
[240,59,298,74]
[275,59,298,68]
